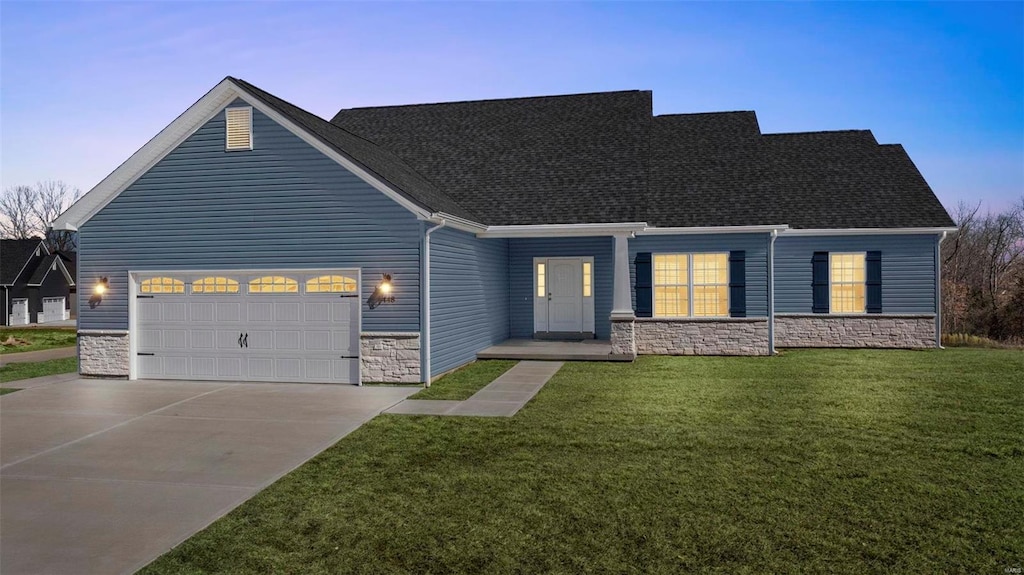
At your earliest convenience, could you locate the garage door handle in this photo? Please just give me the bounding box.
[243,333,248,348]
[238,333,244,348]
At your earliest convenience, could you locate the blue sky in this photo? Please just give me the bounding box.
[2,1,1021,214]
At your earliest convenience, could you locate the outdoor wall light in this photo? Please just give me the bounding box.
[368,274,396,309]
[89,277,109,309]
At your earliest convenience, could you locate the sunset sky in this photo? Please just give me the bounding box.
[2,1,1021,214]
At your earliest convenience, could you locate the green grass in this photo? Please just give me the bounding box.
[141,349,1023,574]
[0,387,21,395]
[411,359,517,400]
[0,357,77,383]
[0,328,76,354]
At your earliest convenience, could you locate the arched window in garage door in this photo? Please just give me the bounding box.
[140,277,185,294]
[192,276,240,294]
[248,275,298,294]
[305,275,358,293]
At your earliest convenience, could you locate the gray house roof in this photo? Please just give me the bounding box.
[236,78,954,229]
[1,239,45,285]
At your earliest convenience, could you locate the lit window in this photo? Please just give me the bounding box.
[582,262,592,297]
[830,253,866,313]
[653,253,729,317]
[654,254,689,317]
[537,263,546,297]
[192,276,239,294]
[248,276,298,294]
[140,277,185,294]
[692,253,729,317]
[306,275,357,293]
[225,107,252,150]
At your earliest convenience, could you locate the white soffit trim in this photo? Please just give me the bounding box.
[51,78,432,231]
[640,225,789,235]
[478,222,648,238]
[782,227,959,236]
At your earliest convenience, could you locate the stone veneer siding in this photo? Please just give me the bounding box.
[79,330,130,377]
[360,332,421,383]
[610,318,637,357]
[634,318,770,356]
[774,314,936,348]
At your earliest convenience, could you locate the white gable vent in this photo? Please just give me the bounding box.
[225,107,253,150]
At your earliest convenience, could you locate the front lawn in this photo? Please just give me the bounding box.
[411,359,517,400]
[0,328,76,354]
[0,357,78,383]
[141,349,1023,574]
[0,387,21,395]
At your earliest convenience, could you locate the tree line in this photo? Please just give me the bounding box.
[942,199,1024,343]
[0,181,80,252]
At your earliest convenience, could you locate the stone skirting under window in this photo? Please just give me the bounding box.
[774,314,936,349]
[360,332,421,383]
[78,330,129,377]
[610,317,637,357]
[634,317,770,356]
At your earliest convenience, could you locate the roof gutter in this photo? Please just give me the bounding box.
[640,224,789,235]
[782,227,959,236]
[478,222,648,238]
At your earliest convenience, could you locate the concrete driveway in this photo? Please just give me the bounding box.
[0,376,416,575]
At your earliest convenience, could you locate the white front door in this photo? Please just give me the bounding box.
[534,257,594,335]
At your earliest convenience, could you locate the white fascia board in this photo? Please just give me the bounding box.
[51,78,432,231]
[782,227,958,236]
[640,225,789,235]
[27,258,74,287]
[478,222,648,238]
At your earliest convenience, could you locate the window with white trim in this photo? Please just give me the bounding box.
[536,262,546,297]
[225,107,252,150]
[306,275,357,293]
[830,253,866,313]
[582,261,592,298]
[653,253,729,317]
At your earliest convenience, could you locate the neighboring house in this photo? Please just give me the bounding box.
[1,238,77,326]
[52,77,955,384]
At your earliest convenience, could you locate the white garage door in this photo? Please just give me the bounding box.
[134,270,361,384]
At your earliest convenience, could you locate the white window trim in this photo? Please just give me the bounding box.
[653,252,730,319]
[829,252,867,314]
[225,106,253,151]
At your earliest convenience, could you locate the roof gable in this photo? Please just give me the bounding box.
[1,239,47,285]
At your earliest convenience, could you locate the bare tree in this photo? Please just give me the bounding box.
[0,181,80,251]
[0,185,39,239]
[32,180,80,252]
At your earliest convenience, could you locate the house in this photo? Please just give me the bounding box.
[1,238,77,326]
[51,77,955,384]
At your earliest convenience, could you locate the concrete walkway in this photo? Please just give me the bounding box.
[1,346,77,366]
[0,376,416,575]
[386,361,563,417]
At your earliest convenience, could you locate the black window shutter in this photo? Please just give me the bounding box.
[635,252,652,318]
[812,252,829,313]
[728,251,746,317]
[866,251,882,313]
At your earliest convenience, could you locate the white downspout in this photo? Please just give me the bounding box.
[422,219,446,387]
[768,229,778,355]
[936,231,947,349]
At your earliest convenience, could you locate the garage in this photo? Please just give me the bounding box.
[132,270,361,384]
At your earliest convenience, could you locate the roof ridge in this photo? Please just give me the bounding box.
[763,129,872,137]
[655,110,756,118]
[334,89,650,114]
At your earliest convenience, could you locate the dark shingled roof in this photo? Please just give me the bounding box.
[1,239,45,285]
[230,78,478,221]
[234,79,953,229]
[331,91,653,225]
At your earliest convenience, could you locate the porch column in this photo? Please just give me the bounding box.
[610,232,637,358]
[611,232,634,319]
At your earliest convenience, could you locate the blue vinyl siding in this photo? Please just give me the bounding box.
[774,235,939,314]
[78,99,422,332]
[509,237,613,339]
[429,227,510,376]
[630,234,770,317]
